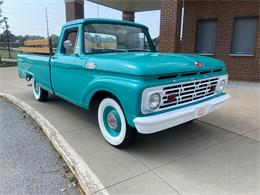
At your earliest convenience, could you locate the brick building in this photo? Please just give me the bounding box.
[64,0,260,81]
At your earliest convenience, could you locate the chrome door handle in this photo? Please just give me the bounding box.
[51,56,58,60]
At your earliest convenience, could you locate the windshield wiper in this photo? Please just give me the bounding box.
[127,49,151,52]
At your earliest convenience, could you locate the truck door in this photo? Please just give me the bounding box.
[50,26,80,102]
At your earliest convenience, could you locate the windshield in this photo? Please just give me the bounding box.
[84,23,154,54]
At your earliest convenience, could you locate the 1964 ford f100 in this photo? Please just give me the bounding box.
[18,18,231,148]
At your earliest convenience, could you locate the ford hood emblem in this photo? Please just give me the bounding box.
[194,61,204,68]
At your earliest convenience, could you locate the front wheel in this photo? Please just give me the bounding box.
[98,98,133,148]
[32,78,48,102]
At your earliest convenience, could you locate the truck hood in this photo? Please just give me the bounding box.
[87,52,226,76]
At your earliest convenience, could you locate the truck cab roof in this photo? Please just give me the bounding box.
[64,18,148,29]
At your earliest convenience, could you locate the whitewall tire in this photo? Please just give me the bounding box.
[32,78,48,102]
[98,98,133,148]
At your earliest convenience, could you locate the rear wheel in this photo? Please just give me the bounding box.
[32,78,48,102]
[98,98,133,148]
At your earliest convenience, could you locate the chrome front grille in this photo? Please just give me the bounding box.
[160,77,219,109]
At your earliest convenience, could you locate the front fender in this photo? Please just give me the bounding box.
[81,76,145,127]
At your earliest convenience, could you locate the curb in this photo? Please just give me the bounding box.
[0,93,109,195]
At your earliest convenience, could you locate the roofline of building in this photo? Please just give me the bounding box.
[87,0,162,12]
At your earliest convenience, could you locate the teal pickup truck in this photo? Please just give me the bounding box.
[18,18,230,148]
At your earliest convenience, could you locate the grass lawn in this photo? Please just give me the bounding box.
[0,48,18,59]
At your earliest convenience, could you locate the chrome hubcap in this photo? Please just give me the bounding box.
[107,112,118,130]
[103,106,121,137]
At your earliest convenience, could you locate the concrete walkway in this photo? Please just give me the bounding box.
[0,67,259,195]
[1,58,17,62]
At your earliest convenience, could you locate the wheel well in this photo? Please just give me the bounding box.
[26,74,33,81]
[89,90,119,111]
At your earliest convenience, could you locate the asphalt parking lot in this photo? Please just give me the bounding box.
[0,98,79,195]
[0,67,259,195]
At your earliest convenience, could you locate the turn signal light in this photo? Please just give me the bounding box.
[209,85,216,92]
[167,94,176,103]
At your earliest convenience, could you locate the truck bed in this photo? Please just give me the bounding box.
[17,53,52,92]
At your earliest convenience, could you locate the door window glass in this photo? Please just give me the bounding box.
[63,28,79,54]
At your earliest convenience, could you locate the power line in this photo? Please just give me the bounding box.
[4,0,64,4]
[3,7,65,19]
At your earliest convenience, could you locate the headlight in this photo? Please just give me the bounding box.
[218,79,227,92]
[149,93,161,110]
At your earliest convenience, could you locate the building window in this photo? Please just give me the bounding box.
[231,17,258,55]
[196,20,218,54]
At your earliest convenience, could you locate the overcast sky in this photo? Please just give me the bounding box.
[0,0,160,38]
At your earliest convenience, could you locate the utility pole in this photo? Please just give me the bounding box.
[180,0,185,41]
[0,0,4,62]
[45,6,50,38]
[97,4,99,18]
[3,17,11,58]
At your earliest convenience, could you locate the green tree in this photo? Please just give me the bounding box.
[50,34,59,48]
[0,1,4,29]
[0,0,3,17]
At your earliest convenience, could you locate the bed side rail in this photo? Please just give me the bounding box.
[18,39,53,54]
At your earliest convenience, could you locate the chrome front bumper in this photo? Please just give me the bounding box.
[133,94,231,134]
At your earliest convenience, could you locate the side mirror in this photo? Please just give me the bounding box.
[63,40,73,52]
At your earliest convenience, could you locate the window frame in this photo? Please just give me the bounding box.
[60,26,80,55]
[83,21,156,55]
[230,16,259,57]
[195,18,218,56]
